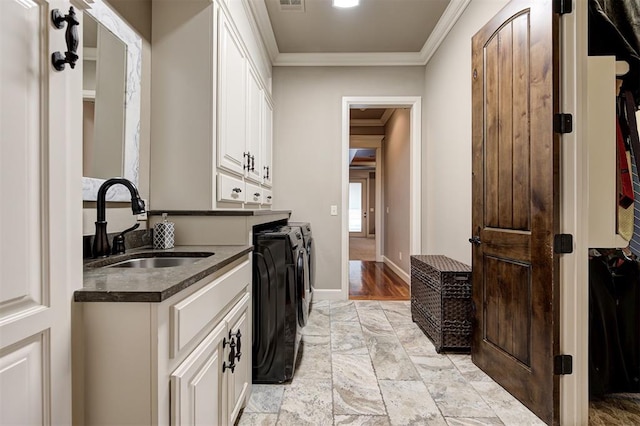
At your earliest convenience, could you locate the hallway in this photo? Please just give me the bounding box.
[348,237,409,300]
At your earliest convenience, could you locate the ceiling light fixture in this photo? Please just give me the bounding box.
[332,0,359,8]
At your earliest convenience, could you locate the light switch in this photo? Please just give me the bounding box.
[330,205,338,216]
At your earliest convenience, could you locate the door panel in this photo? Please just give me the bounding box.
[471,0,559,424]
[1,0,79,424]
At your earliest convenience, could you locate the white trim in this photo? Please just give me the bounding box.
[559,0,589,424]
[342,96,421,300]
[275,52,425,67]
[418,0,471,65]
[382,256,410,285]
[244,0,279,63]
[312,288,344,301]
[252,0,470,67]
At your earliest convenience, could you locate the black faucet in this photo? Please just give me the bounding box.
[112,223,140,255]
[92,178,146,258]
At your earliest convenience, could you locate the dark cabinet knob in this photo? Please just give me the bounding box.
[468,236,481,245]
[232,187,242,193]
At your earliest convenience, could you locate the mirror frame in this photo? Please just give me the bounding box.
[82,0,142,201]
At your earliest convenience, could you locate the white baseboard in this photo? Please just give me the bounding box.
[312,288,347,301]
[382,256,411,285]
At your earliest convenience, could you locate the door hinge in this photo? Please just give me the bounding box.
[554,234,574,254]
[554,0,572,15]
[554,354,573,375]
[554,113,573,134]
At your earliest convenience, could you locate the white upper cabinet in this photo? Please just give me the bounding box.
[150,0,273,209]
[245,66,263,183]
[262,97,274,188]
[217,12,247,177]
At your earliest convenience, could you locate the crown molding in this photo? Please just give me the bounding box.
[245,0,279,64]
[252,0,471,67]
[274,52,425,67]
[419,0,471,64]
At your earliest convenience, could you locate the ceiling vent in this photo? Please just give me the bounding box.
[279,0,305,12]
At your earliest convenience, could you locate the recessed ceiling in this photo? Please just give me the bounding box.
[264,0,451,54]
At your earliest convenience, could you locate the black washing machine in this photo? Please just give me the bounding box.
[288,222,314,317]
[252,226,305,383]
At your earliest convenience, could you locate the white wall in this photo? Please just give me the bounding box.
[422,0,509,265]
[272,66,424,291]
[384,109,410,273]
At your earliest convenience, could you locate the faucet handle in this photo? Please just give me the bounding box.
[112,223,140,255]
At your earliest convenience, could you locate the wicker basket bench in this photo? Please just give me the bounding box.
[410,255,472,353]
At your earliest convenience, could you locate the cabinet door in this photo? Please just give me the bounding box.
[171,322,226,426]
[262,96,273,188]
[1,1,80,424]
[245,66,263,183]
[226,293,251,424]
[217,14,246,176]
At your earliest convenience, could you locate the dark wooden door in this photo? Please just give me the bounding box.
[471,0,560,424]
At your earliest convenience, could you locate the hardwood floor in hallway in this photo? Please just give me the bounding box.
[349,260,410,300]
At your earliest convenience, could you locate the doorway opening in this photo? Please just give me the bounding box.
[341,97,421,300]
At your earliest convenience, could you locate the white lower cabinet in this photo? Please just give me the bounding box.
[171,293,250,426]
[171,322,225,425]
[79,256,252,425]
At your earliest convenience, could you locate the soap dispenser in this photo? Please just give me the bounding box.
[153,213,175,249]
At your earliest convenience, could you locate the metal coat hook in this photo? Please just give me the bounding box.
[51,6,80,71]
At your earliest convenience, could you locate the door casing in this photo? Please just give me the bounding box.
[340,96,422,300]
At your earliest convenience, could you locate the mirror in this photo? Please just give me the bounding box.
[82,0,142,201]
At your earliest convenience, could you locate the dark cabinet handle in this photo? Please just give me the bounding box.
[250,155,255,172]
[51,7,79,71]
[233,330,242,361]
[468,236,481,245]
[267,196,272,200]
[232,187,242,193]
[254,192,261,197]
[243,152,250,171]
[222,337,236,373]
[264,166,270,180]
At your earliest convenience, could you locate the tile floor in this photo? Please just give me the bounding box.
[237,300,546,426]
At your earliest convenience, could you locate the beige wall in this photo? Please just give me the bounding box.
[83,0,152,236]
[421,0,509,265]
[272,66,424,291]
[383,109,410,273]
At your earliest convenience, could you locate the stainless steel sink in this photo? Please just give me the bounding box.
[86,251,215,269]
[105,256,210,268]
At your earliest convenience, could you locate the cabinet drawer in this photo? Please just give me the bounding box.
[218,173,245,203]
[245,182,263,204]
[262,188,272,206]
[170,260,251,358]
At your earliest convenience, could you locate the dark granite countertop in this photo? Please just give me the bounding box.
[76,245,252,303]
[147,209,291,217]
